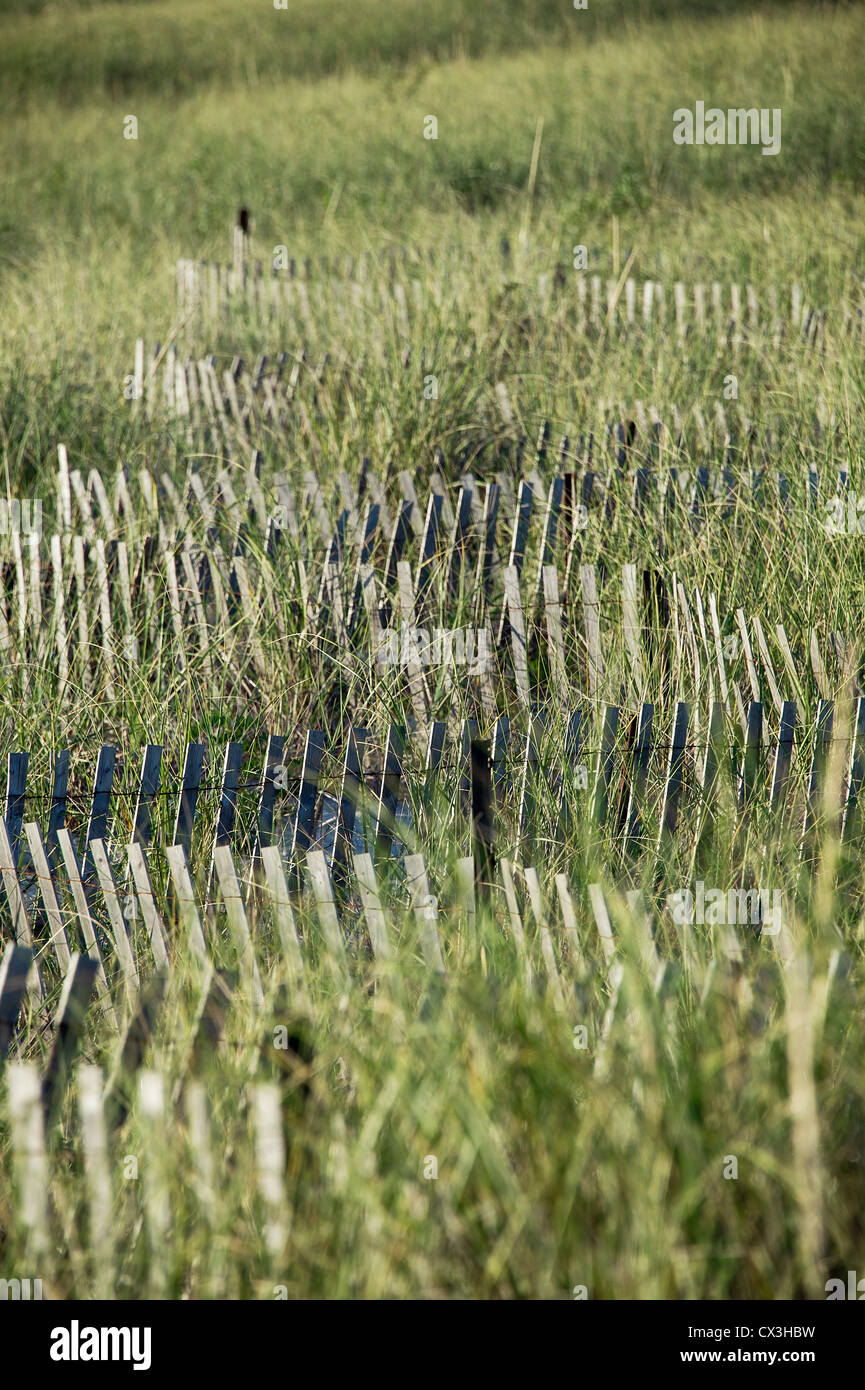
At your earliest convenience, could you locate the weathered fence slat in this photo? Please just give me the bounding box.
[374,725,405,863]
[131,745,162,847]
[213,846,264,1005]
[0,818,45,1005]
[24,821,73,973]
[209,741,244,889]
[165,844,210,966]
[42,953,99,1115]
[5,752,28,868]
[769,701,797,812]
[404,853,446,974]
[260,845,306,987]
[126,840,171,972]
[55,828,117,1027]
[88,838,140,998]
[592,705,620,827]
[172,741,206,855]
[305,850,348,981]
[0,943,32,1058]
[82,745,116,882]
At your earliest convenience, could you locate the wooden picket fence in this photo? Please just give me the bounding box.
[1,678,858,1163]
[2,854,828,1273]
[0,674,861,894]
[127,325,852,454]
[0,428,857,715]
[0,686,864,1043]
[173,250,862,352]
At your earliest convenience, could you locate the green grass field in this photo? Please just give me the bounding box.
[1,0,864,1303]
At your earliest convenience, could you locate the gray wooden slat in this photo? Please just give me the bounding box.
[126,841,171,971]
[42,953,98,1116]
[260,846,306,988]
[404,853,446,974]
[290,730,325,868]
[56,828,117,1027]
[172,741,206,855]
[553,708,583,838]
[5,752,28,867]
[622,564,646,697]
[491,716,510,799]
[658,702,690,842]
[801,699,834,860]
[738,701,763,811]
[479,481,502,600]
[447,477,476,595]
[503,564,530,709]
[82,745,116,882]
[591,705,620,827]
[428,462,454,530]
[624,702,654,855]
[165,844,210,965]
[0,943,32,1058]
[346,502,380,632]
[580,564,604,698]
[374,724,405,862]
[518,709,548,841]
[47,748,70,872]
[89,838,140,999]
[24,822,73,974]
[213,846,264,1005]
[418,721,446,833]
[305,850,348,980]
[769,701,797,812]
[454,854,476,938]
[508,476,534,575]
[131,745,162,848]
[695,701,727,861]
[352,851,392,960]
[335,727,369,870]
[383,498,414,596]
[841,696,865,839]
[254,733,285,862]
[209,741,244,884]
[496,478,534,644]
[415,492,443,614]
[426,721,446,776]
[542,566,567,699]
[0,817,44,1004]
[396,559,429,725]
[459,718,480,820]
[533,475,565,609]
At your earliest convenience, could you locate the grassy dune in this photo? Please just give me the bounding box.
[2,1,864,476]
[0,0,864,1302]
